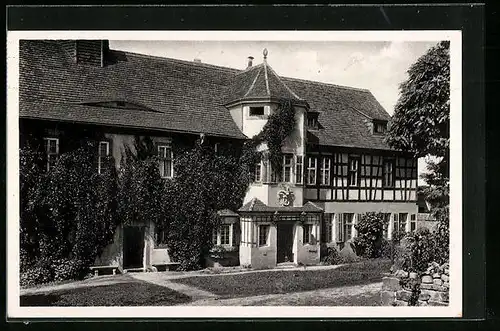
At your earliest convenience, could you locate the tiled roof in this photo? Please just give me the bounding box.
[217,209,240,217]
[225,62,304,105]
[19,40,246,139]
[19,40,393,150]
[283,78,392,150]
[238,198,323,213]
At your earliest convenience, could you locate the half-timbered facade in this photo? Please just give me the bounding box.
[19,40,418,272]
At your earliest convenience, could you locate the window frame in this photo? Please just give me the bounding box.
[348,157,360,187]
[410,214,416,232]
[258,224,270,247]
[97,140,110,174]
[374,122,387,134]
[43,137,59,172]
[249,106,265,117]
[342,213,354,242]
[295,155,304,184]
[154,225,169,248]
[282,154,293,183]
[254,161,262,183]
[302,223,313,245]
[320,157,331,186]
[157,144,174,179]
[212,224,234,248]
[307,156,317,185]
[383,158,395,188]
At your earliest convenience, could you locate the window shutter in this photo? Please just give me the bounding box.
[336,214,342,242]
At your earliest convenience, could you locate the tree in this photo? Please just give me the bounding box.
[386,40,450,262]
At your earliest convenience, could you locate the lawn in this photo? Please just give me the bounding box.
[173,259,391,299]
[20,279,191,306]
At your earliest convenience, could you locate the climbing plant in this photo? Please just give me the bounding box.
[241,98,296,174]
[19,139,119,284]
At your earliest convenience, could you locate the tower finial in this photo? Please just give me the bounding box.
[263,48,268,60]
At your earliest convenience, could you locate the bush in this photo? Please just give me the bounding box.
[353,212,389,258]
[52,258,88,282]
[321,246,342,265]
[20,258,54,287]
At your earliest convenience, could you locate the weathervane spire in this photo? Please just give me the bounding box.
[263,48,268,61]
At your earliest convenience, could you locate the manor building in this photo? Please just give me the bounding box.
[19,40,418,272]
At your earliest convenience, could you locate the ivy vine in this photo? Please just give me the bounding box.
[241,98,296,174]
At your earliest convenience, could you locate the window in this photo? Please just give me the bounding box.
[97,141,110,174]
[220,225,231,245]
[348,157,359,186]
[158,144,173,178]
[374,121,387,134]
[307,156,317,185]
[324,213,334,243]
[303,224,313,244]
[295,155,303,184]
[307,113,319,129]
[155,225,168,247]
[254,161,262,182]
[393,213,408,234]
[270,164,282,183]
[258,225,270,246]
[399,213,408,232]
[249,106,265,116]
[338,213,354,242]
[382,213,391,239]
[282,154,293,183]
[383,159,395,187]
[44,138,59,171]
[410,214,417,232]
[320,157,331,185]
[212,224,233,246]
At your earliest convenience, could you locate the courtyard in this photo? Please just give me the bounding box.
[20,259,390,306]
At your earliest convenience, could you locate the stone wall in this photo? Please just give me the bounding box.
[381,261,449,306]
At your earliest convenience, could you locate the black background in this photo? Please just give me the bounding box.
[4,1,491,330]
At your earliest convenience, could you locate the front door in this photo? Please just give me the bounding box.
[277,223,294,263]
[123,226,145,269]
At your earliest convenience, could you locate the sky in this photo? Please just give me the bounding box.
[109,40,437,184]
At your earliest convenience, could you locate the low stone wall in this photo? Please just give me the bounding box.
[381,261,449,306]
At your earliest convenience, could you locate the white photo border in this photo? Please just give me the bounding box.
[6,30,462,319]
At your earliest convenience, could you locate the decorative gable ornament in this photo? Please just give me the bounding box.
[277,184,294,207]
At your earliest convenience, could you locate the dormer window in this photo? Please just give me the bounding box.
[307,112,319,130]
[373,120,388,134]
[249,106,265,116]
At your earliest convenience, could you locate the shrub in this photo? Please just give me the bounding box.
[20,258,54,287]
[52,258,88,282]
[353,212,389,258]
[321,246,342,265]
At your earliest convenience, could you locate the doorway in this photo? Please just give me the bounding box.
[277,222,294,263]
[123,226,145,269]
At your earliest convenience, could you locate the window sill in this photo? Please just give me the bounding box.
[154,244,169,249]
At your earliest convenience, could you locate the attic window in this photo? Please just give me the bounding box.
[82,101,158,112]
[249,106,265,116]
[307,113,319,130]
[374,121,388,134]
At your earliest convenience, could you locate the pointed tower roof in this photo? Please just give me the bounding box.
[225,49,307,107]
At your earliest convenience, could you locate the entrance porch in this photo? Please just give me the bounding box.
[238,198,323,269]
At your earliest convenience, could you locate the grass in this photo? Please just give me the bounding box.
[20,279,191,306]
[173,258,391,299]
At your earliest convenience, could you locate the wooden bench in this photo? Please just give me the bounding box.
[90,265,119,276]
[152,262,180,272]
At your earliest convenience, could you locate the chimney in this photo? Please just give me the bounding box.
[247,56,254,68]
[74,40,109,67]
[194,58,201,63]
